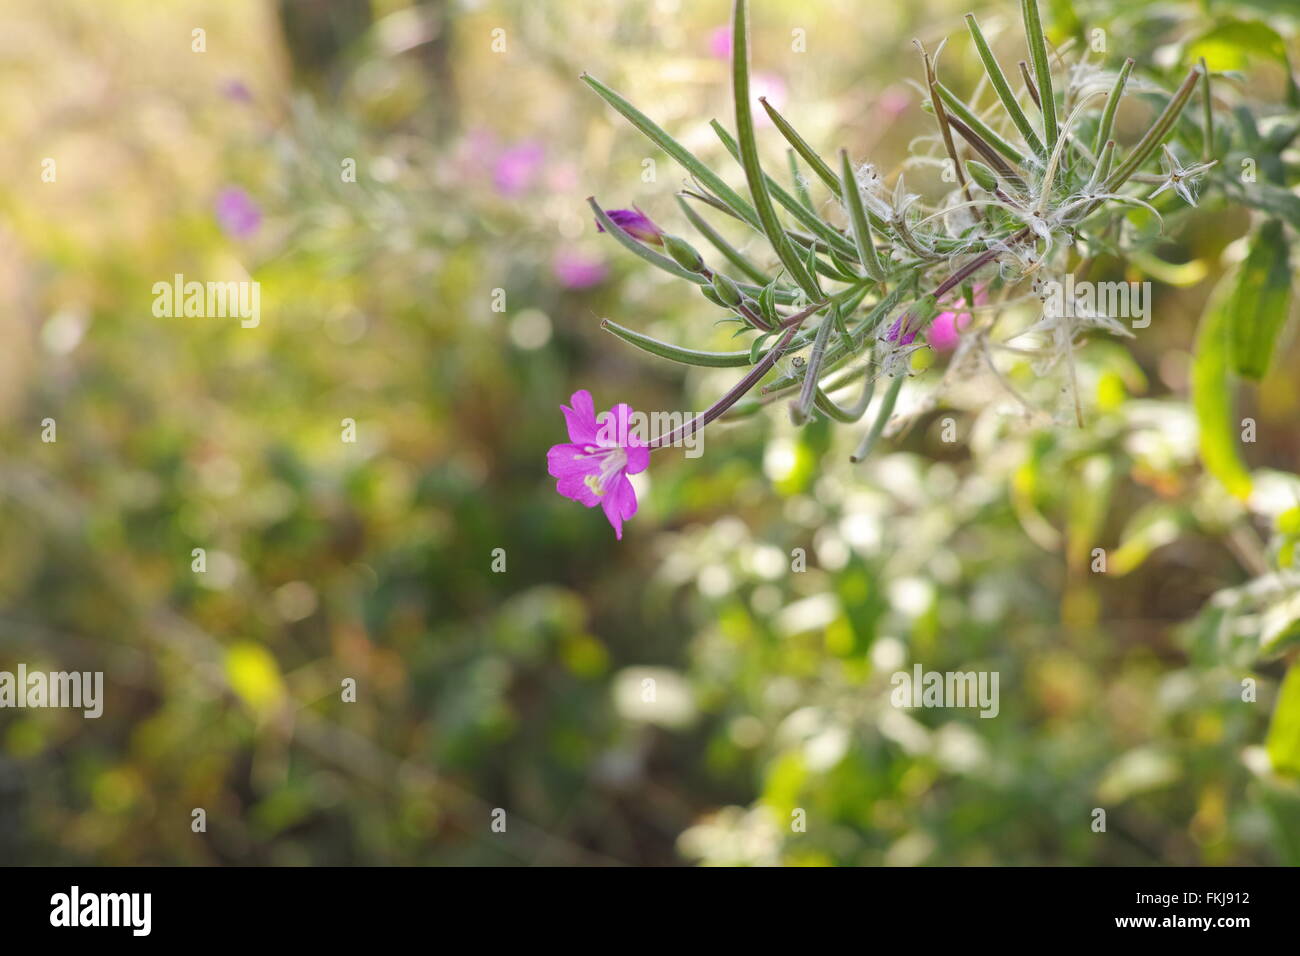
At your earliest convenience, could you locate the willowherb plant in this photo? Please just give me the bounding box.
[551,0,1227,539]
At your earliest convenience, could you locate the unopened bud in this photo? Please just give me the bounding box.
[700,285,725,307]
[663,234,705,273]
[964,160,999,192]
[711,272,742,306]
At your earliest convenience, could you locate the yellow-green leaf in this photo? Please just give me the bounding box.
[1266,663,1300,778]
[1229,219,1293,381]
[1192,270,1253,500]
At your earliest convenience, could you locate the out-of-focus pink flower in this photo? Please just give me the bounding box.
[709,25,733,60]
[547,390,648,539]
[460,127,498,162]
[595,207,663,245]
[492,141,545,197]
[547,162,579,193]
[925,286,988,351]
[752,72,787,127]
[553,251,608,289]
[877,86,910,120]
[214,187,261,239]
[221,79,253,104]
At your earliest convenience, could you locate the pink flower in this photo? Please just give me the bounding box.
[547,390,649,540]
[595,207,663,245]
[708,25,733,60]
[751,72,787,127]
[925,286,988,351]
[877,86,910,120]
[492,141,545,197]
[214,187,261,239]
[220,79,253,104]
[553,251,608,289]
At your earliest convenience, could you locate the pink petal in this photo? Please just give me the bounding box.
[548,445,601,506]
[562,390,599,444]
[925,311,968,351]
[556,472,601,507]
[600,474,638,540]
[596,402,646,449]
[547,442,596,479]
[624,443,650,474]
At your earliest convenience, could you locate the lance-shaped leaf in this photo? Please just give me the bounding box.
[1086,139,1116,192]
[1020,0,1057,150]
[793,307,836,423]
[946,114,1028,192]
[1191,269,1253,500]
[851,373,904,462]
[839,149,885,280]
[1093,58,1134,157]
[711,121,859,261]
[730,0,818,296]
[815,373,875,423]
[1229,219,1293,381]
[936,82,1028,166]
[581,72,761,229]
[1105,66,1202,191]
[602,318,755,367]
[760,96,842,195]
[966,14,1046,157]
[788,149,815,212]
[1018,60,1040,108]
[677,194,770,284]
[1266,663,1300,777]
[917,38,978,222]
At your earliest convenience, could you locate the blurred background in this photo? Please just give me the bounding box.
[1,0,1298,866]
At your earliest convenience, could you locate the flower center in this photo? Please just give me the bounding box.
[579,445,628,497]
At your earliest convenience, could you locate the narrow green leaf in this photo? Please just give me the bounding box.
[831,298,853,351]
[1105,67,1202,191]
[1093,58,1134,156]
[936,82,1028,166]
[1191,270,1253,500]
[730,0,817,295]
[794,304,835,423]
[602,318,754,367]
[816,373,875,423]
[1020,0,1058,150]
[581,72,760,228]
[851,373,904,462]
[1229,219,1293,381]
[839,149,885,280]
[760,96,842,195]
[966,14,1047,156]
[1087,139,1115,192]
[946,115,1029,191]
[788,149,814,212]
[711,121,859,261]
[1266,663,1300,778]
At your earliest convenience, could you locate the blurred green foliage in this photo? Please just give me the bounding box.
[0,0,1298,866]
